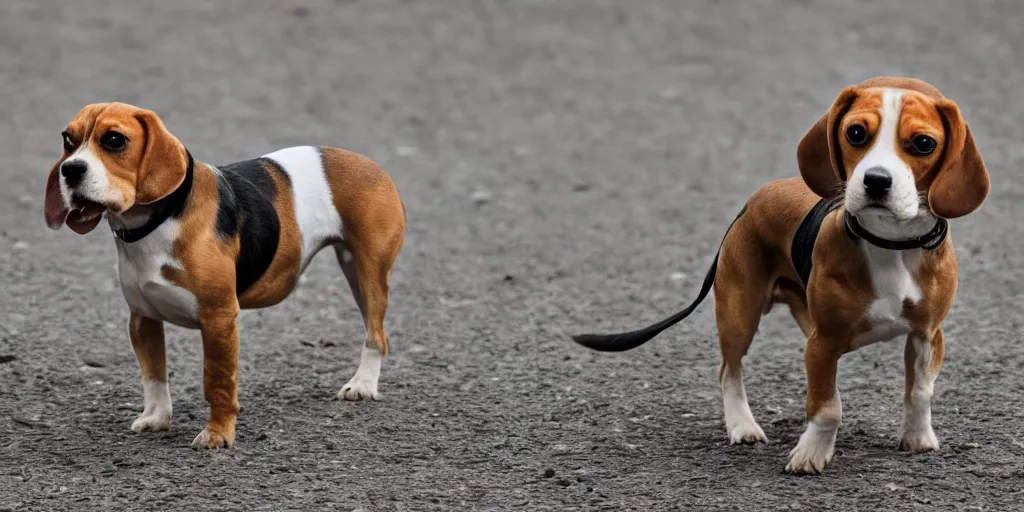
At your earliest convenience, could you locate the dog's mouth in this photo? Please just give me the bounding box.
[857,204,895,217]
[65,195,107,234]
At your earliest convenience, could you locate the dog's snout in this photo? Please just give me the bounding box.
[61,160,87,187]
[862,167,892,199]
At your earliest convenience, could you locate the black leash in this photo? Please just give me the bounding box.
[114,150,194,243]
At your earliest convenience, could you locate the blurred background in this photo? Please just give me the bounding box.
[1,0,1022,510]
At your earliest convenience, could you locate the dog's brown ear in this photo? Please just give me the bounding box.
[44,160,68,229]
[928,99,989,219]
[797,86,859,198]
[134,109,187,205]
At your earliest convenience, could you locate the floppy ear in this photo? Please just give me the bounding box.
[44,160,68,229]
[134,109,187,205]
[797,86,859,198]
[929,100,989,219]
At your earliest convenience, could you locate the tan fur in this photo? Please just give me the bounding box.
[323,148,406,357]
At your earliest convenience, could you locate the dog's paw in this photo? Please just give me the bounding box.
[190,426,235,450]
[727,420,768,445]
[785,443,834,475]
[338,376,380,401]
[898,425,939,453]
[131,412,172,432]
[785,425,836,475]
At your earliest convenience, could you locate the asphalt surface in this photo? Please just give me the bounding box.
[2,0,1023,510]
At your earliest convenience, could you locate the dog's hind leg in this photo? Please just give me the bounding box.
[334,224,403,401]
[771,279,813,337]
[714,239,772,445]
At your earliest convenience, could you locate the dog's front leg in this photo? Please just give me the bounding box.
[786,332,843,475]
[898,329,944,452]
[191,300,240,450]
[128,313,172,432]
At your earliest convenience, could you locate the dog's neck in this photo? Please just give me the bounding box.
[107,150,195,243]
[844,208,947,251]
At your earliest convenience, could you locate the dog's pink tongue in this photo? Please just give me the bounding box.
[65,204,105,235]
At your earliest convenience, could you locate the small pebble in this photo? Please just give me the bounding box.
[470,188,492,205]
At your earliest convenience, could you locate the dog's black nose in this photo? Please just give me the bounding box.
[61,160,87,187]
[863,167,892,199]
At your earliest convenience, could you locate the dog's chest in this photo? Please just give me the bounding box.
[115,220,199,328]
[851,245,922,349]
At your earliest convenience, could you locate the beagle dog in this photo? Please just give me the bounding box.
[574,77,989,474]
[44,103,406,449]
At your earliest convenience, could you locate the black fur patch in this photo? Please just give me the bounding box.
[214,158,285,295]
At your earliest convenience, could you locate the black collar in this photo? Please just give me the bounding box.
[844,211,948,251]
[114,150,194,243]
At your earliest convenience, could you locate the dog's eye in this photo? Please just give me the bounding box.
[62,131,76,153]
[907,135,937,156]
[845,124,869,146]
[99,131,128,152]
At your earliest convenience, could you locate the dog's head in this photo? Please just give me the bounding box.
[44,103,188,234]
[797,77,989,236]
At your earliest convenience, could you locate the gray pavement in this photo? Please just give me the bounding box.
[1,0,1023,510]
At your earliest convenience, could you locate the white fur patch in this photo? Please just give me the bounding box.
[721,369,767,444]
[262,146,343,270]
[113,218,199,328]
[851,244,921,350]
[131,378,172,432]
[338,346,382,401]
[786,395,842,474]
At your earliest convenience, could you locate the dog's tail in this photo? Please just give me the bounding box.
[572,205,747,352]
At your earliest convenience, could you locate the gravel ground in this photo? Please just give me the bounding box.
[1,0,1023,510]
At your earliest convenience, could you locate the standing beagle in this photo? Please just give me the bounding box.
[44,103,406,449]
[574,77,989,474]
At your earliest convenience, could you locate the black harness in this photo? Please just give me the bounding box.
[113,150,195,243]
[790,197,842,286]
[790,197,949,286]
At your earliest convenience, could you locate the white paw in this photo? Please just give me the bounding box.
[338,376,379,401]
[785,422,837,475]
[131,411,171,432]
[338,347,382,401]
[898,425,939,452]
[190,426,234,450]
[132,379,172,432]
[727,420,768,445]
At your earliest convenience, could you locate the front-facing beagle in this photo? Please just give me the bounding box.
[44,103,406,449]
[574,77,988,474]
